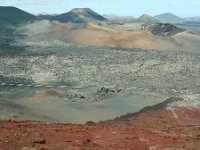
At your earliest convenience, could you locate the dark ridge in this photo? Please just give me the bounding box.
[0,6,36,25]
[0,6,37,35]
[98,97,183,124]
[51,11,81,23]
[148,23,185,36]
[85,8,106,21]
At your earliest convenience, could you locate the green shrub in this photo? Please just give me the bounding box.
[85,121,96,126]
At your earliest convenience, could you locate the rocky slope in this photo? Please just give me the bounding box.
[146,23,185,36]
[15,20,200,51]
[50,8,107,23]
[0,96,199,150]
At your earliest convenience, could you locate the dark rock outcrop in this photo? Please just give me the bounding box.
[147,23,185,36]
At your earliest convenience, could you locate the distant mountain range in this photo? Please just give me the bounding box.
[0,6,200,51]
[0,5,200,38]
[183,17,200,25]
[135,13,200,25]
[104,12,200,25]
[0,6,199,26]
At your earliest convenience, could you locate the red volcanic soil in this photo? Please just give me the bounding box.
[0,98,200,150]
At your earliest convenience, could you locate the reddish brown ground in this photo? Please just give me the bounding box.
[0,103,200,150]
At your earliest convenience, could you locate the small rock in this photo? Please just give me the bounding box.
[86,139,91,143]
[21,148,38,150]
[21,147,28,150]
[10,114,18,118]
[80,95,85,99]
[39,148,47,150]
[33,138,46,144]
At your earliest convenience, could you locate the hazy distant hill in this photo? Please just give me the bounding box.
[154,13,184,24]
[50,8,107,23]
[37,14,54,20]
[103,14,135,23]
[184,17,200,25]
[184,17,200,22]
[137,14,158,24]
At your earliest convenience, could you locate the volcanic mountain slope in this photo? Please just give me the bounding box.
[14,15,200,51]
[0,6,36,25]
[154,13,184,24]
[0,6,36,35]
[0,6,199,51]
[63,23,200,50]
[17,20,200,51]
[0,96,199,150]
[137,14,158,24]
[50,8,107,23]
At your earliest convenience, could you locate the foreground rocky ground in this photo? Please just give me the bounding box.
[0,96,199,150]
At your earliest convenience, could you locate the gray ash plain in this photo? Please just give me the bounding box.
[0,40,200,123]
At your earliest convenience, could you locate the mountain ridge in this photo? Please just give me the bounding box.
[50,8,107,23]
[0,6,36,25]
[0,6,37,35]
[154,12,184,24]
[138,14,158,23]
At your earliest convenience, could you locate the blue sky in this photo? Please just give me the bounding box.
[1,0,200,17]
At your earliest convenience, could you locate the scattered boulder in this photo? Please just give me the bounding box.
[10,114,18,118]
[96,86,121,100]
[80,95,85,99]
[96,87,110,95]
[21,147,38,150]
[33,138,46,144]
